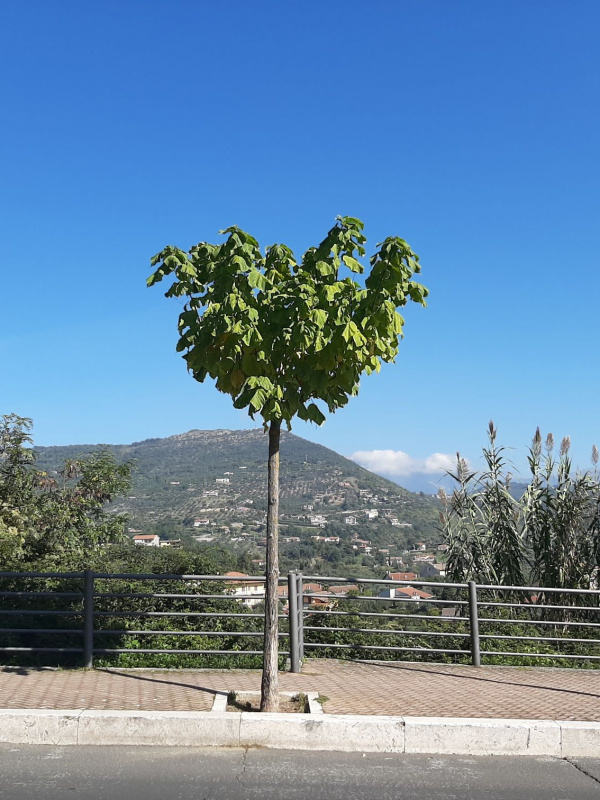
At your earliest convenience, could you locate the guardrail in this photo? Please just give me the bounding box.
[0,571,290,668]
[1,571,599,670]
[293,574,600,670]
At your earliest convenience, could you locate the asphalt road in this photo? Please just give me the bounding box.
[1,745,600,800]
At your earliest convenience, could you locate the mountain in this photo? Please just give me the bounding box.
[34,429,442,560]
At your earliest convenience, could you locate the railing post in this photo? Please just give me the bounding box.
[468,580,481,667]
[296,572,304,661]
[288,572,300,673]
[83,569,95,669]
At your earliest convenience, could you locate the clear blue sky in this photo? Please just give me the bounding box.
[1,0,599,490]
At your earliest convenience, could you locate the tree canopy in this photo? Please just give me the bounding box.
[0,414,132,568]
[148,216,428,428]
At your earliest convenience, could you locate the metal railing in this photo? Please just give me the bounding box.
[0,571,290,667]
[294,574,600,670]
[1,570,599,670]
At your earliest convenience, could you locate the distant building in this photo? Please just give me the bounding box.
[216,477,230,484]
[133,534,160,547]
[345,515,357,525]
[385,571,418,582]
[193,518,210,527]
[366,509,379,520]
[419,562,447,579]
[388,556,404,566]
[378,586,434,601]
[224,572,264,607]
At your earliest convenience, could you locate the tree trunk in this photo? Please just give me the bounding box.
[260,419,281,712]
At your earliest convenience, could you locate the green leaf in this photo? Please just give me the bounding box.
[305,403,326,425]
[316,261,335,276]
[249,388,267,411]
[247,269,268,291]
[310,309,328,328]
[342,255,363,273]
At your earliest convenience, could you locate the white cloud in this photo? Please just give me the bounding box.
[349,449,457,478]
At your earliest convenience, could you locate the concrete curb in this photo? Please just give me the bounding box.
[0,709,598,756]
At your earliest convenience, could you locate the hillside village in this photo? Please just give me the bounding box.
[35,428,445,579]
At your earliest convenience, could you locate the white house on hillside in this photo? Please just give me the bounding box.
[224,572,265,607]
[133,534,160,547]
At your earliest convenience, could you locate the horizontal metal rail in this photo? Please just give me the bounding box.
[0,591,82,598]
[95,592,252,599]
[93,630,287,638]
[93,611,275,619]
[303,595,469,606]
[0,572,84,579]
[305,610,470,622]
[0,647,83,653]
[477,601,600,612]
[92,573,271,581]
[93,649,287,655]
[303,642,471,654]
[477,583,600,596]
[302,575,468,589]
[96,593,264,602]
[304,626,469,638]
[92,611,285,619]
[0,628,82,635]
[478,617,600,629]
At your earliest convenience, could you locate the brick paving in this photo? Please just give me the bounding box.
[1,659,599,720]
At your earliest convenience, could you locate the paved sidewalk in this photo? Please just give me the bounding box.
[1,659,599,720]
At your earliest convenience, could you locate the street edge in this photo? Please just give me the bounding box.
[0,709,598,757]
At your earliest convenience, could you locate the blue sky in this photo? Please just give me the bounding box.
[1,0,599,491]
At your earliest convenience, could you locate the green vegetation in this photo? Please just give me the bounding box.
[440,422,600,590]
[5,413,599,672]
[0,414,270,670]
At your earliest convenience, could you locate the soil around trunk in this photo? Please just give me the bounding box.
[227,691,308,713]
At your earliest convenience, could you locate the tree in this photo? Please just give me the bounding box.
[148,215,427,710]
[0,414,132,568]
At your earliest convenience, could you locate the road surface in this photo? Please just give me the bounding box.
[1,745,599,799]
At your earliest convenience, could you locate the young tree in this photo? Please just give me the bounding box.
[148,216,427,710]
